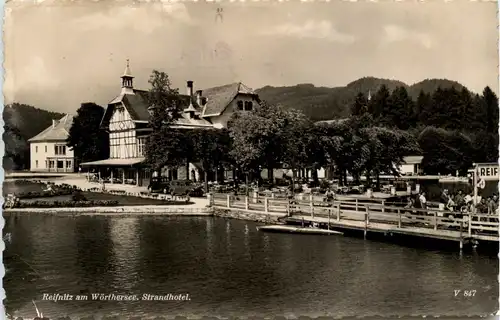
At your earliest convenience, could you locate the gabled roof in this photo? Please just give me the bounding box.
[28,114,74,142]
[201,82,258,117]
[101,82,258,129]
[101,89,212,129]
[403,156,423,164]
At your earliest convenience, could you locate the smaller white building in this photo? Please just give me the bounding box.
[398,156,423,175]
[28,114,75,172]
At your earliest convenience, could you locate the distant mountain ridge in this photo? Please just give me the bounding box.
[256,77,466,121]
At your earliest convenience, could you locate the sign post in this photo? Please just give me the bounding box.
[470,166,477,237]
[470,163,500,237]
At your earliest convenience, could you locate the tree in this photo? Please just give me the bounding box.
[367,85,391,120]
[482,86,499,135]
[418,126,473,175]
[278,109,313,193]
[144,70,186,171]
[228,111,274,192]
[3,124,28,170]
[190,129,231,193]
[414,90,432,127]
[350,92,368,117]
[67,103,109,164]
[385,86,414,129]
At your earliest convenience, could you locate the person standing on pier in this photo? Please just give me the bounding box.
[419,192,427,209]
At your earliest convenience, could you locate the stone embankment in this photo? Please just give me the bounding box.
[4,206,213,217]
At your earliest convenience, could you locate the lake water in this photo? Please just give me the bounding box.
[4,214,498,318]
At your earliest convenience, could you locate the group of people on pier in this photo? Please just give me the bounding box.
[412,189,499,215]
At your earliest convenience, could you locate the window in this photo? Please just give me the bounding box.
[66,160,72,169]
[54,145,66,155]
[35,146,38,153]
[237,101,243,110]
[35,160,38,168]
[244,101,253,111]
[137,137,146,157]
[45,146,47,153]
[49,161,55,169]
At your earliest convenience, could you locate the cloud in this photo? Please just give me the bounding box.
[261,20,356,44]
[383,24,433,49]
[71,3,193,33]
[5,56,60,102]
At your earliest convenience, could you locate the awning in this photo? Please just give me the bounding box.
[80,157,145,167]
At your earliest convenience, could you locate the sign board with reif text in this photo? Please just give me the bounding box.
[477,163,500,181]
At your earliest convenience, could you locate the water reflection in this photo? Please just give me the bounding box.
[205,217,214,260]
[108,217,139,291]
[4,215,499,318]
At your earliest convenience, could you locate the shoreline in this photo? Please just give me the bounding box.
[3,205,213,216]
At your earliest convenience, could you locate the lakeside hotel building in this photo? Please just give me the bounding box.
[29,114,76,172]
[80,62,261,187]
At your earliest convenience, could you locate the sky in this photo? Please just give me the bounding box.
[4,0,499,114]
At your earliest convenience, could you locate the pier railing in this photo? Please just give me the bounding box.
[210,193,499,242]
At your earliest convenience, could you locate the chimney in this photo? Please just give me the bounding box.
[187,80,194,97]
[196,90,203,106]
[52,120,57,128]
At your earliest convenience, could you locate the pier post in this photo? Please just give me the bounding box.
[364,208,368,240]
[355,199,358,212]
[337,203,341,222]
[310,195,314,218]
[328,209,331,230]
[468,213,472,237]
[227,194,231,208]
[459,221,463,252]
[366,205,370,224]
[264,198,269,213]
[433,211,437,231]
[245,196,249,210]
[397,208,401,228]
[381,200,385,214]
[286,201,290,217]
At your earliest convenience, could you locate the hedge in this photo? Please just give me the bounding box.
[16,190,74,199]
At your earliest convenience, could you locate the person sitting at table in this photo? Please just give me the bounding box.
[476,198,488,214]
[446,197,455,212]
[488,194,498,215]
[454,190,465,209]
[324,188,335,202]
[404,197,415,209]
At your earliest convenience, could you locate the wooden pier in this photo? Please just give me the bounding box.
[210,193,499,250]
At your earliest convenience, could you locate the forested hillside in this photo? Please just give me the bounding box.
[348,84,498,174]
[3,103,64,170]
[256,78,467,121]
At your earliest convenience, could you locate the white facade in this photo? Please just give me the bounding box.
[397,156,423,175]
[30,142,75,172]
[108,106,146,159]
[28,115,75,172]
[210,94,259,129]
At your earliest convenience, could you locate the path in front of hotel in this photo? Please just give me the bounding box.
[6,173,210,214]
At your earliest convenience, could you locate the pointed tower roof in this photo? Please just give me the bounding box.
[122,59,134,78]
[184,103,197,113]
